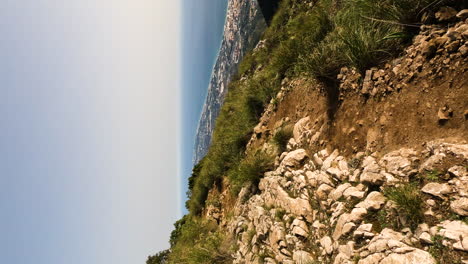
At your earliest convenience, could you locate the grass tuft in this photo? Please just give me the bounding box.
[384,183,424,230]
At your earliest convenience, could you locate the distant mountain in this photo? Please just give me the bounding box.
[193,0,267,164]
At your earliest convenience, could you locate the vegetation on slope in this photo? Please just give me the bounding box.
[149,0,461,262]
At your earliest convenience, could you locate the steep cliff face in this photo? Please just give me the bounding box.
[193,0,267,164]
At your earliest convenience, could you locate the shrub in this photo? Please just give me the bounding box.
[272,125,294,153]
[384,183,424,230]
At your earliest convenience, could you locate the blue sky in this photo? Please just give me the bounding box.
[181,0,228,213]
[1,1,183,263]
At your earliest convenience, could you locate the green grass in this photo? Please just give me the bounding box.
[425,170,440,181]
[428,235,463,264]
[229,150,275,195]
[384,183,424,230]
[167,217,234,264]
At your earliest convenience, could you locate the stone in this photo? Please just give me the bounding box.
[333,213,350,240]
[419,232,433,244]
[320,236,334,255]
[435,6,457,22]
[293,117,310,144]
[422,182,453,198]
[456,9,468,20]
[292,250,313,263]
[450,197,468,216]
[438,106,453,123]
[342,222,357,236]
[360,172,385,185]
[316,184,334,200]
[291,219,309,237]
[356,192,386,211]
[343,186,366,199]
[329,183,352,201]
[349,207,367,223]
[281,149,308,168]
[448,166,467,178]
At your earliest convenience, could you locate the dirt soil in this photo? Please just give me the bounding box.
[263,56,468,157]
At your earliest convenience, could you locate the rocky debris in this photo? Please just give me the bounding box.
[420,141,468,172]
[357,229,436,264]
[338,18,468,98]
[230,139,468,263]
[378,148,419,178]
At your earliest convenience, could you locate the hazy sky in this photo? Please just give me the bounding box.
[1,1,180,263]
[180,0,228,212]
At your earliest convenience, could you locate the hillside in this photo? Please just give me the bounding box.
[150,0,468,263]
